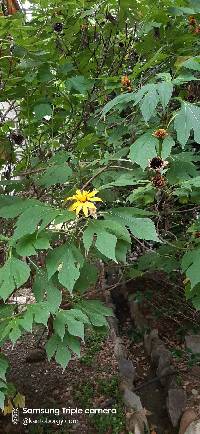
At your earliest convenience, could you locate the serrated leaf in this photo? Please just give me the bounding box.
[33,103,52,120]
[74,262,98,293]
[107,208,160,242]
[174,102,200,147]
[9,325,22,344]
[181,56,200,71]
[54,312,66,340]
[157,82,173,109]
[161,135,175,159]
[140,85,159,122]
[182,248,200,288]
[129,132,159,170]
[33,303,50,326]
[0,258,30,301]
[45,334,60,361]
[19,308,33,332]
[64,334,81,356]
[65,317,85,340]
[12,205,59,241]
[95,231,117,261]
[47,282,62,313]
[0,391,5,410]
[0,355,9,381]
[55,343,71,369]
[101,92,136,117]
[37,164,72,187]
[46,244,83,293]
[32,271,46,302]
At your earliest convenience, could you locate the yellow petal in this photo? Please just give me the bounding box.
[89,196,102,202]
[75,204,83,216]
[87,190,98,198]
[86,202,96,209]
[82,203,89,217]
[68,202,79,211]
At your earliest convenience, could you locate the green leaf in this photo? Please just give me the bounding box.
[45,334,60,361]
[115,240,129,263]
[9,324,22,344]
[12,204,59,242]
[19,308,33,332]
[0,258,30,301]
[33,103,52,120]
[0,391,5,409]
[174,102,200,147]
[74,263,98,293]
[182,248,200,288]
[46,244,84,293]
[157,82,173,110]
[107,208,160,242]
[0,355,9,381]
[32,271,46,303]
[161,135,175,159]
[101,92,136,117]
[36,164,72,187]
[33,303,50,326]
[95,232,117,262]
[54,312,66,340]
[16,231,51,256]
[140,84,159,122]
[181,56,200,72]
[64,334,81,357]
[129,132,159,170]
[67,75,93,94]
[47,281,62,313]
[55,343,71,369]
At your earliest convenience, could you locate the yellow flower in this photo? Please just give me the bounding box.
[65,189,103,217]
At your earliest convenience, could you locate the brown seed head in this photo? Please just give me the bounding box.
[152,128,168,139]
[151,173,166,188]
[188,16,196,26]
[148,156,168,171]
[121,75,131,87]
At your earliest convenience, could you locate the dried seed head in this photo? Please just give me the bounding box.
[194,231,200,238]
[188,16,196,26]
[152,128,168,139]
[148,156,168,171]
[10,132,24,145]
[53,22,63,32]
[121,75,131,87]
[151,173,166,188]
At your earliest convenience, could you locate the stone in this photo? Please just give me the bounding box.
[123,388,143,411]
[179,409,197,434]
[185,334,200,354]
[114,337,127,360]
[129,300,148,329]
[144,329,158,355]
[167,387,187,427]
[119,358,136,383]
[184,420,200,434]
[156,365,176,387]
[126,411,149,434]
[151,343,168,366]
